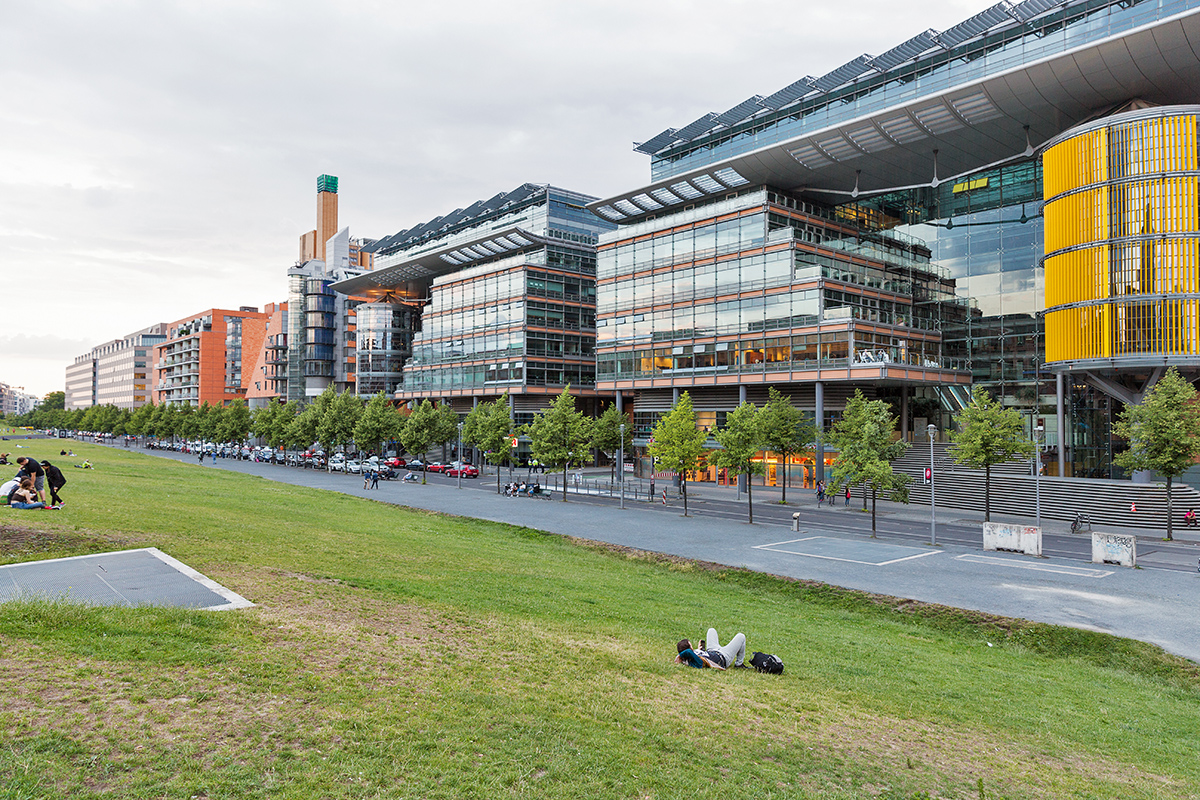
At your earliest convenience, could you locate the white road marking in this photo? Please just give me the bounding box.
[754,536,942,566]
[955,553,1112,578]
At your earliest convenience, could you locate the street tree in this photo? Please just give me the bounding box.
[591,403,632,482]
[195,402,220,443]
[217,399,252,444]
[401,400,442,484]
[127,401,154,440]
[759,387,814,504]
[251,402,279,443]
[463,392,515,493]
[950,386,1035,522]
[648,392,708,517]
[524,386,593,502]
[318,389,363,458]
[826,389,910,535]
[354,393,401,457]
[708,401,765,523]
[433,403,460,462]
[1114,367,1200,541]
[271,401,301,450]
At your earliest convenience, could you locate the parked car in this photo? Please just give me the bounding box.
[346,460,362,474]
[405,459,425,471]
[385,456,404,468]
[446,464,479,478]
[425,461,447,473]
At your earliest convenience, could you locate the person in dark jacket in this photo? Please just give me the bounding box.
[40,460,66,506]
[14,457,44,503]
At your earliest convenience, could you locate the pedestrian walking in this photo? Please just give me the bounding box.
[844,485,851,506]
[370,469,380,490]
[363,469,371,489]
[816,480,825,504]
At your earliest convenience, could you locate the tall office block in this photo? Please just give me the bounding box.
[332,183,615,425]
[595,0,1200,480]
[65,324,169,410]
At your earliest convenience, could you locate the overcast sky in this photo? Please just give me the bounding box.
[2,0,991,399]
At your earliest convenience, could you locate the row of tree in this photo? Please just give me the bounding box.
[15,368,1200,536]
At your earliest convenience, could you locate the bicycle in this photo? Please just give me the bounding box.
[1070,512,1092,534]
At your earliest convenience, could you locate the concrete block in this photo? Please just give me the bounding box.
[1092,532,1136,567]
[982,522,1042,556]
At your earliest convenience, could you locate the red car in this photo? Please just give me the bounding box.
[446,464,479,478]
[425,462,448,473]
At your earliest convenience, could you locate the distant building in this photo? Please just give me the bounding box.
[65,324,168,410]
[154,308,269,407]
[245,301,288,409]
[285,174,375,402]
[332,183,616,425]
[0,382,40,416]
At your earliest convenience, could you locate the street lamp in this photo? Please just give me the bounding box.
[456,421,463,490]
[927,423,937,546]
[1035,421,1043,531]
[619,422,625,510]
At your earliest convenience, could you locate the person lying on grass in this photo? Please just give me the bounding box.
[675,628,747,670]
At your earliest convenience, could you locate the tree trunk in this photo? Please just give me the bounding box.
[748,474,754,524]
[862,483,867,510]
[870,485,877,536]
[563,464,568,502]
[496,464,502,495]
[682,475,689,517]
[1166,475,1174,541]
[984,464,991,522]
[780,455,787,504]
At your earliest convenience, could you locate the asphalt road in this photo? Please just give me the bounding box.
[95,442,1200,663]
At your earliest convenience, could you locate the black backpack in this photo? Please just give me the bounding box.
[750,651,784,675]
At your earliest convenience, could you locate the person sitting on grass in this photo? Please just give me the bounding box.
[9,478,58,510]
[675,628,747,670]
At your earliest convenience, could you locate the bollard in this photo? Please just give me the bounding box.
[792,512,800,532]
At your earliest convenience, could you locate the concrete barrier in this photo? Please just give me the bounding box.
[982,522,1042,556]
[1092,532,1136,567]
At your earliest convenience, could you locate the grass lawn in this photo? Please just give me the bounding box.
[1,441,1199,799]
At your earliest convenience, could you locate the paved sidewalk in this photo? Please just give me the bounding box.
[108,445,1200,663]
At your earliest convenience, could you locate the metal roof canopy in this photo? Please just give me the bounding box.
[331,225,551,299]
[591,8,1200,223]
[0,547,253,610]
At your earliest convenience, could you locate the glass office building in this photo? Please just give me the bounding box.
[332,184,616,425]
[592,0,1200,480]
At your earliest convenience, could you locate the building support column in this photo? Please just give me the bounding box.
[1056,372,1066,478]
[739,385,747,404]
[900,386,909,442]
[815,381,825,484]
[615,392,623,412]
[672,387,679,405]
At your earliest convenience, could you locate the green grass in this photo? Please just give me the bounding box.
[1,441,1198,799]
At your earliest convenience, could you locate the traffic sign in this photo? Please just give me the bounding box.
[924,467,932,484]
[509,436,518,448]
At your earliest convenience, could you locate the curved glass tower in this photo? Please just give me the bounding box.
[1044,106,1200,367]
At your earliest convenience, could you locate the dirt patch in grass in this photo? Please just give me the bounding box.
[0,522,123,560]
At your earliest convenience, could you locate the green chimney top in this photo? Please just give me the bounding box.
[317,174,338,194]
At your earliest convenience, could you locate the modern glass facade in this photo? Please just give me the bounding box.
[355,301,420,396]
[335,184,615,424]
[593,0,1200,482]
[595,186,972,460]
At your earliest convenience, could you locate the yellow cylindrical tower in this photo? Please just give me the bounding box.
[1043,107,1200,367]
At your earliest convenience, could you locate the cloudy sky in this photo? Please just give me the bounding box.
[2,0,990,398]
